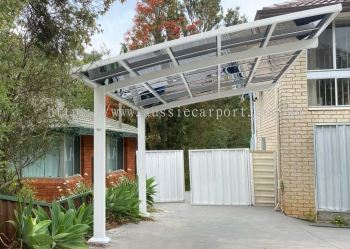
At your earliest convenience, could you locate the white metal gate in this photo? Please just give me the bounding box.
[315,124,350,212]
[189,149,252,205]
[145,150,184,202]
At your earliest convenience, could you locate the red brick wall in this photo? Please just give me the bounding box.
[124,137,137,176]
[23,175,83,202]
[80,135,93,185]
[25,135,137,202]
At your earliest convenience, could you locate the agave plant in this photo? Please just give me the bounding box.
[7,196,92,249]
[146,177,157,209]
[8,198,52,249]
[35,201,91,249]
[106,177,141,223]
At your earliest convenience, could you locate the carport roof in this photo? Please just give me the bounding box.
[72,4,341,114]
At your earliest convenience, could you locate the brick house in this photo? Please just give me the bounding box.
[254,0,350,220]
[23,103,137,202]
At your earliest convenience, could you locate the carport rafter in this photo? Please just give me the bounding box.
[166,47,193,98]
[70,4,342,245]
[246,23,277,87]
[102,38,318,94]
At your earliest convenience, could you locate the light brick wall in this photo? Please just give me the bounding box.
[255,88,279,151]
[256,51,350,219]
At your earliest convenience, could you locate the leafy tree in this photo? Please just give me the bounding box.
[0,1,121,194]
[184,0,223,33]
[223,7,247,27]
[124,0,249,158]
[125,0,186,50]
[19,0,124,59]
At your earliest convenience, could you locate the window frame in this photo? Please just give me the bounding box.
[106,136,124,172]
[307,14,350,108]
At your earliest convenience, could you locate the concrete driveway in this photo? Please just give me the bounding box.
[103,193,350,249]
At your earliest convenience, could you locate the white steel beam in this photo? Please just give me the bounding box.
[137,111,149,216]
[106,92,141,112]
[313,11,341,38]
[166,47,193,97]
[143,82,167,104]
[143,83,274,115]
[246,23,276,86]
[103,39,318,93]
[119,60,167,104]
[88,87,110,245]
[72,4,341,74]
[78,74,141,111]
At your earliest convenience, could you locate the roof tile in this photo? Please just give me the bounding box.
[264,0,346,9]
[69,109,137,134]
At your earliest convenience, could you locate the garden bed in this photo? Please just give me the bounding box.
[0,192,92,243]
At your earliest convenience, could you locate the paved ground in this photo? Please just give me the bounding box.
[103,193,350,249]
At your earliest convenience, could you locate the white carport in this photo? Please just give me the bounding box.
[71,4,341,244]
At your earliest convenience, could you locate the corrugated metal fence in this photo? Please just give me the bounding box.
[189,149,252,205]
[315,124,350,212]
[145,150,185,202]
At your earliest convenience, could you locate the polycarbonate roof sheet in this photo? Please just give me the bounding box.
[72,4,341,113]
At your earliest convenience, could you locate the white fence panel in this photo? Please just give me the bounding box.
[315,125,350,212]
[145,150,184,202]
[189,149,252,205]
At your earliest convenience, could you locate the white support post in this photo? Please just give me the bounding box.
[88,87,110,244]
[137,111,148,216]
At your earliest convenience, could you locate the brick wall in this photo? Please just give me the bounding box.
[23,175,83,202]
[81,135,93,185]
[256,52,350,219]
[124,137,137,175]
[25,135,137,202]
[255,87,279,151]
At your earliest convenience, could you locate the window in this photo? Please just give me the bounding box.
[64,135,81,177]
[308,79,336,106]
[308,78,350,106]
[308,17,350,70]
[336,19,350,69]
[117,138,124,170]
[337,78,350,105]
[22,148,61,178]
[308,25,333,70]
[106,136,124,172]
[307,16,350,107]
[23,134,81,178]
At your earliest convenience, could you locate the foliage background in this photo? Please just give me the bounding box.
[123,0,250,189]
[0,0,251,193]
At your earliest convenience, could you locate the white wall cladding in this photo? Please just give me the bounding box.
[315,125,350,212]
[189,149,252,205]
[145,150,184,202]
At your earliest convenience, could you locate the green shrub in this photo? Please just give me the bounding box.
[8,198,52,249]
[35,201,91,248]
[7,196,92,249]
[106,177,141,223]
[331,215,348,227]
[146,177,157,209]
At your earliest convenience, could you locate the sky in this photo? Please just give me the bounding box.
[89,0,286,56]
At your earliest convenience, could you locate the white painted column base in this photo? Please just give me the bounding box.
[140,212,150,218]
[88,236,111,244]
